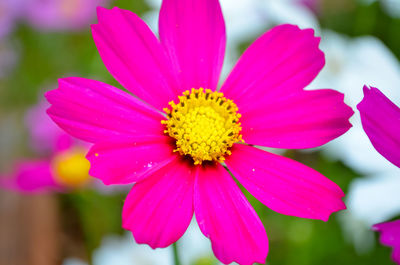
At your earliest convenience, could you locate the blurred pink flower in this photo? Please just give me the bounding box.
[358,86,400,264]
[1,146,92,193]
[0,0,23,39]
[373,220,400,264]
[1,160,62,193]
[46,2,353,264]
[25,0,108,31]
[1,98,91,193]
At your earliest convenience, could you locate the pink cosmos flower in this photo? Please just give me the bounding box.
[45,1,353,264]
[358,86,400,264]
[373,220,400,264]
[1,99,91,193]
[24,0,108,31]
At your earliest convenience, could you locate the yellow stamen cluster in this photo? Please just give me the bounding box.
[51,148,91,188]
[162,88,243,165]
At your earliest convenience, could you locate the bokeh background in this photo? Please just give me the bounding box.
[1,0,400,264]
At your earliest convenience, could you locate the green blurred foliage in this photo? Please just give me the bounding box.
[0,0,150,109]
[59,189,126,262]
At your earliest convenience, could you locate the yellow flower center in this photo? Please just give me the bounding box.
[51,148,91,188]
[162,88,243,165]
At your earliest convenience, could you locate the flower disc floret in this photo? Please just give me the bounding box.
[162,88,243,165]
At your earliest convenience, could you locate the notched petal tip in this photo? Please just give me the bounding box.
[321,200,347,222]
[372,223,382,231]
[363,84,372,94]
[96,5,111,19]
[96,6,141,27]
[357,85,381,111]
[357,85,378,112]
[335,89,354,124]
[276,24,319,42]
[344,104,355,127]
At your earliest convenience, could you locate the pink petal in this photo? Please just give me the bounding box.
[194,163,268,265]
[226,144,346,221]
[46,77,164,143]
[373,220,400,264]
[86,135,175,185]
[221,24,324,112]
[159,0,226,91]
[357,86,400,168]
[241,89,353,149]
[1,161,61,193]
[92,7,180,110]
[122,157,195,248]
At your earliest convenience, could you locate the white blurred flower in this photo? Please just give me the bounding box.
[258,0,319,30]
[92,221,220,265]
[93,232,173,265]
[338,211,376,254]
[311,30,400,251]
[178,221,220,265]
[348,173,400,226]
[337,173,400,254]
[382,0,400,18]
[313,31,400,175]
[63,258,88,265]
